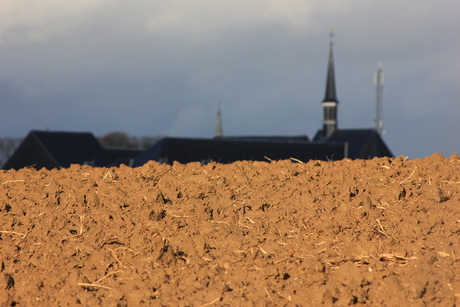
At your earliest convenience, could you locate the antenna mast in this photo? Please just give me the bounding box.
[373,61,384,134]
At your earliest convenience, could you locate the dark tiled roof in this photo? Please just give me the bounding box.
[313,129,393,159]
[3,128,392,170]
[3,131,114,170]
[133,137,344,166]
[220,135,310,142]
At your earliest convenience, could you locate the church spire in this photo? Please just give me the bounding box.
[322,28,339,138]
[323,30,338,103]
[215,103,223,138]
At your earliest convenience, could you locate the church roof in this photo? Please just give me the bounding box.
[313,128,393,159]
[133,137,344,166]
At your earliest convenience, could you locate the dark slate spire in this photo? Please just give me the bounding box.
[322,28,339,138]
[323,31,338,103]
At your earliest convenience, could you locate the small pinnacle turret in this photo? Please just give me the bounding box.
[215,104,223,138]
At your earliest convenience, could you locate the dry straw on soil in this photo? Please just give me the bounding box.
[1,153,460,306]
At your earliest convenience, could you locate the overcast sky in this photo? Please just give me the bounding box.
[1,1,458,159]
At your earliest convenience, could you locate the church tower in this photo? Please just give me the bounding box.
[322,30,339,138]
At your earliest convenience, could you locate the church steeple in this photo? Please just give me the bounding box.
[322,29,339,138]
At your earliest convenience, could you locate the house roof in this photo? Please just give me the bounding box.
[2,130,114,170]
[313,128,393,159]
[133,137,344,166]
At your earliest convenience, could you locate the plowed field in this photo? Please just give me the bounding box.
[1,153,459,306]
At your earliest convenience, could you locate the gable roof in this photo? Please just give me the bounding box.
[313,129,393,159]
[133,137,344,166]
[2,130,114,170]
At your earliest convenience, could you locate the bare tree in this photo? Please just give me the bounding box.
[98,132,133,148]
[98,132,160,149]
[140,136,158,149]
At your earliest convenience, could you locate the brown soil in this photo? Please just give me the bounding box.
[1,153,460,306]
